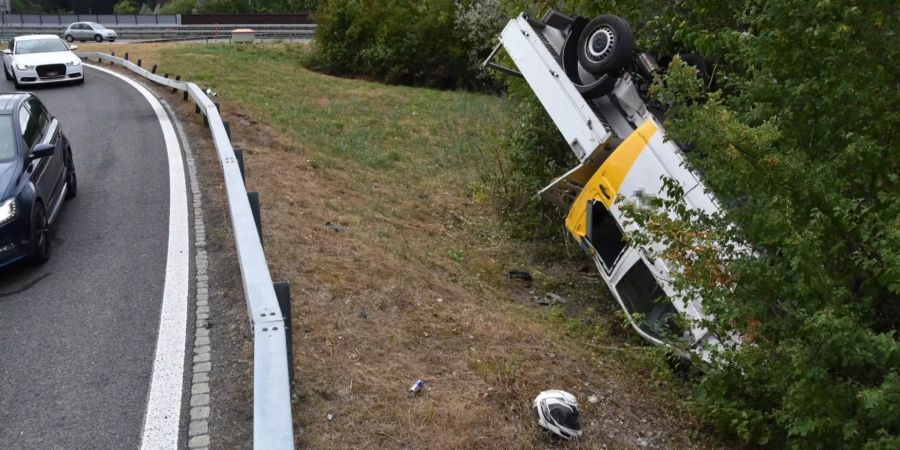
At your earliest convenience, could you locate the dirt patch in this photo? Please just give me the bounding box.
[222,99,706,450]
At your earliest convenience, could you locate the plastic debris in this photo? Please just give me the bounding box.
[326,221,349,233]
[587,395,599,404]
[327,413,334,421]
[357,310,368,319]
[507,271,533,285]
[533,292,569,306]
[409,379,424,395]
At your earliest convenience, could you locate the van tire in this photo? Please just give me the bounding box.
[576,15,634,76]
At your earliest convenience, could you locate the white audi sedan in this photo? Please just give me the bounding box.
[2,35,84,88]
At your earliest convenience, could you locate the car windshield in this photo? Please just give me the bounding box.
[0,116,16,162]
[16,38,69,55]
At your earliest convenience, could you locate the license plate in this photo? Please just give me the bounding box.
[47,71,58,76]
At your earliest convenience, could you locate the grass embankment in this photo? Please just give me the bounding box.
[84,42,710,449]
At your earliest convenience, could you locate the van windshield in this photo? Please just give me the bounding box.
[587,201,627,268]
[615,259,682,339]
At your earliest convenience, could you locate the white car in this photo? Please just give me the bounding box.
[2,35,84,88]
[64,22,117,43]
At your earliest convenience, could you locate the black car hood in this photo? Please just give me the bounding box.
[0,159,20,200]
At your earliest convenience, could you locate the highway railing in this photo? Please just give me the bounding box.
[0,24,316,41]
[76,51,294,450]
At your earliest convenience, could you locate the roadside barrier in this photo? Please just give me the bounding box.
[76,51,295,450]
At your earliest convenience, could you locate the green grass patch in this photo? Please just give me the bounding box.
[153,44,511,176]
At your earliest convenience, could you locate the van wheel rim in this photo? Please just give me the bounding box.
[585,26,616,62]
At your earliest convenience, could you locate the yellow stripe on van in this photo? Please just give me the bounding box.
[565,120,658,239]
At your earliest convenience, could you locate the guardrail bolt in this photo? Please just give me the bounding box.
[248,192,263,245]
[223,121,231,139]
[274,281,295,392]
[234,148,245,182]
[151,64,157,74]
[136,59,141,67]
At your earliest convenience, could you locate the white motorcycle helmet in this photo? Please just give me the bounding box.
[532,390,582,440]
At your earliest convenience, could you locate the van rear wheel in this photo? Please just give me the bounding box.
[576,15,634,76]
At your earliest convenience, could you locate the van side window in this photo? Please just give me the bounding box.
[615,259,682,339]
[586,201,627,268]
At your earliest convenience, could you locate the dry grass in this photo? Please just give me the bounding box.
[84,42,714,449]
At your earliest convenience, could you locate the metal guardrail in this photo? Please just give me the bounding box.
[76,51,294,450]
[0,24,316,41]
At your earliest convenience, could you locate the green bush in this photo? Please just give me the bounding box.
[312,0,473,89]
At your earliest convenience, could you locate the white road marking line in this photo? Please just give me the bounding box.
[85,64,190,450]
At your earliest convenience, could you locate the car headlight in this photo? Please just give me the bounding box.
[0,198,16,225]
[15,63,34,70]
[67,59,81,66]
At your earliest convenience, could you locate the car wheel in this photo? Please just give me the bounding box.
[94,34,103,42]
[27,202,51,265]
[65,34,74,43]
[576,15,634,76]
[3,64,11,81]
[65,149,77,200]
[14,80,22,90]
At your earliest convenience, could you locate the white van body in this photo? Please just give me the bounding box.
[492,12,722,351]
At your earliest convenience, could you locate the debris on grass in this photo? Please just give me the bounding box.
[325,221,349,233]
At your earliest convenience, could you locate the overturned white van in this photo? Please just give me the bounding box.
[486,10,722,352]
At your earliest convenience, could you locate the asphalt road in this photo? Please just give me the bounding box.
[0,68,174,448]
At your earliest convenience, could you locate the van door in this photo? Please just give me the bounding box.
[611,256,683,341]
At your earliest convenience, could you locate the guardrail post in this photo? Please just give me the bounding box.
[274,281,295,393]
[173,75,180,93]
[137,59,141,67]
[203,114,209,128]
[247,192,263,245]
[151,64,157,74]
[124,52,128,61]
[183,90,189,101]
[234,148,245,182]
[223,121,231,139]
[195,104,200,114]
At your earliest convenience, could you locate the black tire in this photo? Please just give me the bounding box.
[3,64,11,81]
[94,34,102,42]
[14,80,22,90]
[65,148,77,199]
[74,76,84,85]
[576,15,635,76]
[65,34,74,43]
[27,202,51,265]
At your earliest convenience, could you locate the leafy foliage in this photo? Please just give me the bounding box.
[311,0,475,89]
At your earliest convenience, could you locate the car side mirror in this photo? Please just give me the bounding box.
[69,45,78,51]
[30,143,55,160]
[2,49,11,55]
